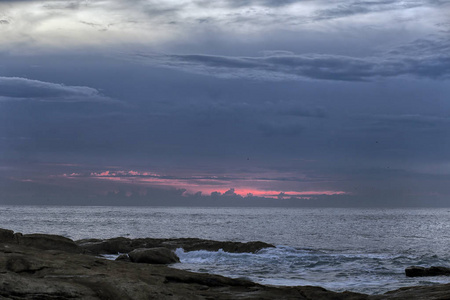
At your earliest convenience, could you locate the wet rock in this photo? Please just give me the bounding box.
[405,266,426,277]
[18,233,81,253]
[369,283,450,300]
[77,237,138,255]
[0,228,14,242]
[165,273,256,287]
[115,253,130,262]
[166,238,274,253]
[405,266,450,277]
[76,236,275,255]
[128,247,180,264]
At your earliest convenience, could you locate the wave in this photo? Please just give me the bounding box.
[172,246,450,295]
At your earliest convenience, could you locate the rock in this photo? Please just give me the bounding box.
[369,283,450,300]
[76,236,275,255]
[166,238,275,253]
[0,238,371,299]
[405,266,426,277]
[4,227,450,300]
[0,228,15,242]
[405,266,450,277]
[165,273,256,287]
[77,237,134,254]
[128,247,180,264]
[18,233,81,253]
[115,254,130,262]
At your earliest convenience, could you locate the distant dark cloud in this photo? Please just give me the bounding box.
[0,77,117,103]
[131,38,450,81]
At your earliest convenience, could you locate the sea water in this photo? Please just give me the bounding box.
[0,206,449,295]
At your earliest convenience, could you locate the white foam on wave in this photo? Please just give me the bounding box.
[172,246,450,295]
[100,254,121,260]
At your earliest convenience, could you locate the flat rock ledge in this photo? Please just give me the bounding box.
[76,236,275,255]
[1,228,450,299]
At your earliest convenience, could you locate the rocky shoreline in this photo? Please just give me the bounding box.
[1,228,450,299]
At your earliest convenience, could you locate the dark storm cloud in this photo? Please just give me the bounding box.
[0,77,116,103]
[132,38,450,81]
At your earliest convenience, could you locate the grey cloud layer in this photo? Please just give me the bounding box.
[132,39,450,81]
[1,0,446,31]
[1,0,449,206]
[0,77,115,103]
[314,0,447,20]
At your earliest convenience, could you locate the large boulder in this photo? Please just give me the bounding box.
[405,266,450,277]
[128,247,180,264]
[18,233,81,253]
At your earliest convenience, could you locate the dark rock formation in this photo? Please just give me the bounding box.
[0,228,369,300]
[163,238,274,253]
[115,253,131,262]
[369,284,450,300]
[2,228,450,299]
[0,228,15,242]
[405,266,450,277]
[77,237,135,254]
[76,236,275,255]
[18,233,81,253]
[128,247,180,264]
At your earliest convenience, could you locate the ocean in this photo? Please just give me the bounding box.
[1,205,449,295]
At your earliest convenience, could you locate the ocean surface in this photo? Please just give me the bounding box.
[1,205,449,295]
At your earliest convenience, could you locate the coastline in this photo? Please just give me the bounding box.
[1,228,449,300]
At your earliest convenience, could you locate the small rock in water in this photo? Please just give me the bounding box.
[405,266,450,277]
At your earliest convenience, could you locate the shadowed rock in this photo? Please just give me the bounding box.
[128,247,180,264]
[405,266,450,277]
[0,228,15,242]
[77,237,275,255]
[115,253,131,262]
[77,237,135,254]
[18,233,81,253]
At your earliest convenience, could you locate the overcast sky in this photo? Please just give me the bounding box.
[1,0,450,206]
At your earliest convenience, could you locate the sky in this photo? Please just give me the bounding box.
[0,0,450,207]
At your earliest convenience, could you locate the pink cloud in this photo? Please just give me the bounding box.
[58,169,348,199]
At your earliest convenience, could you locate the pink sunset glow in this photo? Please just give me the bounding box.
[61,169,348,199]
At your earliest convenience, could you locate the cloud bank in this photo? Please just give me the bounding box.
[0,77,115,103]
[132,38,450,81]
